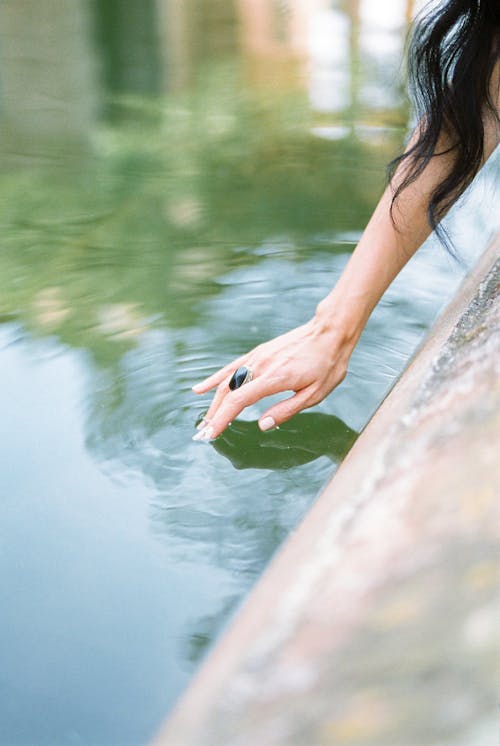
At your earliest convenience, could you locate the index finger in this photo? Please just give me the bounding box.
[192,353,248,394]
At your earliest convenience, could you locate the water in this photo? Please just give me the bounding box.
[0,2,498,744]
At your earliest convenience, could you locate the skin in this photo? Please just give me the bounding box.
[193,74,499,442]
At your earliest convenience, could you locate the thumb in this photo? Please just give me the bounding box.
[258,387,315,431]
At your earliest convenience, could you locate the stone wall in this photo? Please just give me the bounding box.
[153,233,500,746]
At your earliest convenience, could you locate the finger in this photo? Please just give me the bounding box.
[196,376,280,440]
[258,387,316,431]
[203,374,232,422]
[192,354,248,394]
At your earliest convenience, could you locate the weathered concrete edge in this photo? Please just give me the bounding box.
[152,232,500,746]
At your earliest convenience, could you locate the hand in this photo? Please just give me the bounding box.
[192,317,355,441]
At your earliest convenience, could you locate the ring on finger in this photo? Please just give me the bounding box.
[228,365,254,391]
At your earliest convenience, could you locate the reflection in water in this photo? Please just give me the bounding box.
[0,1,498,744]
[212,413,358,470]
[182,594,241,667]
[0,0,98,155]
[92,0,162,101]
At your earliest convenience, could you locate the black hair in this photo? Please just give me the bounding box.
[389,0,499,252]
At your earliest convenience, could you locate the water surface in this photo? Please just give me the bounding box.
[0,1,498,743]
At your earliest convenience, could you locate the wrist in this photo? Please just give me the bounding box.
[313,294,368,349]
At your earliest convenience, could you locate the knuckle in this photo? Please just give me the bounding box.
[269,367,288,384]
[230,390,247,408]
[218,379,230,395]
[306,384,322,402]
[333,368,347,387]
[280,400,300,418]
[302,389,321,408]
[337,362,348,381]
[278,405,292,419]
[263,364,287,385]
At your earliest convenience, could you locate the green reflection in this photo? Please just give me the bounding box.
[0,76,404,362]
[0,2,413,742]
[212,413,358,470]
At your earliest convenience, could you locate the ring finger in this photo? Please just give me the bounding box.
[203,360,257,423]
[203,373,277,439]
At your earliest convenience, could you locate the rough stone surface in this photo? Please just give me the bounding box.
[153,236,500,746]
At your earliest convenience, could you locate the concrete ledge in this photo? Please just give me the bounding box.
[154,233,500,746]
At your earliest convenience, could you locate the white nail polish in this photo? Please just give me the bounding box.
[259,416,275,431]
[192,425,214,442]
[196,417,209,430]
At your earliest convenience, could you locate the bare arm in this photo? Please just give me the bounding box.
[193,92,499,441]
[316,99,499,345]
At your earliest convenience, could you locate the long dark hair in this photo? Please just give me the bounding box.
[389,0,499,252]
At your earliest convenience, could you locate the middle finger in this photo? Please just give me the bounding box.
[203,359,259,423]
[198,375,280,439]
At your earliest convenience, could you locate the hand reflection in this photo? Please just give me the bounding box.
[207,412,357,470]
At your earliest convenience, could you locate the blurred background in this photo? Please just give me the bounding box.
[0,1,497,744]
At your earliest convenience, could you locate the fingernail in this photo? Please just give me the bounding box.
[196,417,209,430]
[259,416,275,432]
[192,425,215,442]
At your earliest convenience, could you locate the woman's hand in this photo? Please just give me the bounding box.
[191,99,460,444]
[192,315,356,441]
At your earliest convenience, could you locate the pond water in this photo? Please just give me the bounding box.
[0,1,498,744]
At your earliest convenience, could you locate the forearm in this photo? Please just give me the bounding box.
[315,102,499,347]
[314,188,435,345]
[193,35,499,439]
[314,134,454,345]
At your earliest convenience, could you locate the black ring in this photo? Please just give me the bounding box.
[229,366,253,391]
